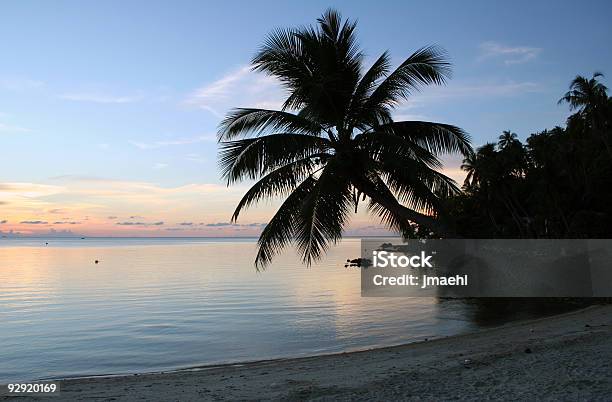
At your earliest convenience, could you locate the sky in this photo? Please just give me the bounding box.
[1,0,611,237]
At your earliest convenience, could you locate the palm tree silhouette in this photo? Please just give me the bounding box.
[498,130,519,150]
[460,152,479,189]
[218,9,473,267]
[559,72,610,157]
[461,143,496,189]
[558,72,608,115]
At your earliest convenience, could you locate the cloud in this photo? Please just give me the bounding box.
[0,228,82,238]
[187,66,251,115]
[0,77,44,91]
[116,221,164,226]
[0,220,7,224]
[205,222,234,227]
[153,163,168,170]
[47,176,240,200]
[186,65,285,116]
[185,153,206,163]
[40,228,80,237]
[0,177,251,236]
[53,221,81,225]
[437,81,541,97]
[59,93,143,104]
[478,42,542,65]
[390,80,542,122]
[0,112,30,133]
[205,222,266,227]
[393,80,541,116]
[129,134,215,150]
[20,220,49,224]
[0,183,64,198]
[161,221,267,233]
[0,122,31,133]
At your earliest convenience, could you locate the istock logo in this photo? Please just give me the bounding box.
[372,251,433,268]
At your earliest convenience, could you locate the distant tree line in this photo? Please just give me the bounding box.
[444,73,612,238]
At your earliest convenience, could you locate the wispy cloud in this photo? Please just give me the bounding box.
[392,80,541,121]
[185,153,206,163]
[478,42,542,65]
[0,182,64,198]
[0,77,44,91]
[433,81,541,98]
[45,176,247,202]
[129,134,215,150]
[153,163,168,170]
[59,93,143,104]
[0,122,31,133]
[116,221,164,226]
[0,177,254,236]
[205,222,236,227]
[188,66,251,115]
[163,222,268,232]
[400,80,541,107]
[186,65,284,116]
[205,222,266,227]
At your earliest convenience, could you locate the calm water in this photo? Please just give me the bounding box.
[0,238,524,382]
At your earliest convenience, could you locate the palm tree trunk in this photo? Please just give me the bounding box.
[354,180,457,238]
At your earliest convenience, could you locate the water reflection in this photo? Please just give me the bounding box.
[0,238,574,382]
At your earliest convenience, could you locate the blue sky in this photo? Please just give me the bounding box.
[1,0,611,236]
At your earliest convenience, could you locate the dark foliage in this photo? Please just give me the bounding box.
[218,9,472,267]
[449,73,612,238]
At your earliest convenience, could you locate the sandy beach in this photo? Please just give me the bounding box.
[13,303,611,401]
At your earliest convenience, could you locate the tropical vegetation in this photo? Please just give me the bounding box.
[450,73,612,238]
[218,10,612,267]
[218,9,472,267]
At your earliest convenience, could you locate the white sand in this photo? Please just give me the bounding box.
[15,304,612,401]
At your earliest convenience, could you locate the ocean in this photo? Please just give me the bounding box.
[0,237,553,382]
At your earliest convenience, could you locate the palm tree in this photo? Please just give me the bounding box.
[461,143,496,189]
[498,130,518,150]
[218,9,473,267]
[497,131,526,177]
[460,153,479,189]
[558,72,608,116]
[558,72,611,157]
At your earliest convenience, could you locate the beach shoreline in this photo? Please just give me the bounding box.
[12,303,612,401]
